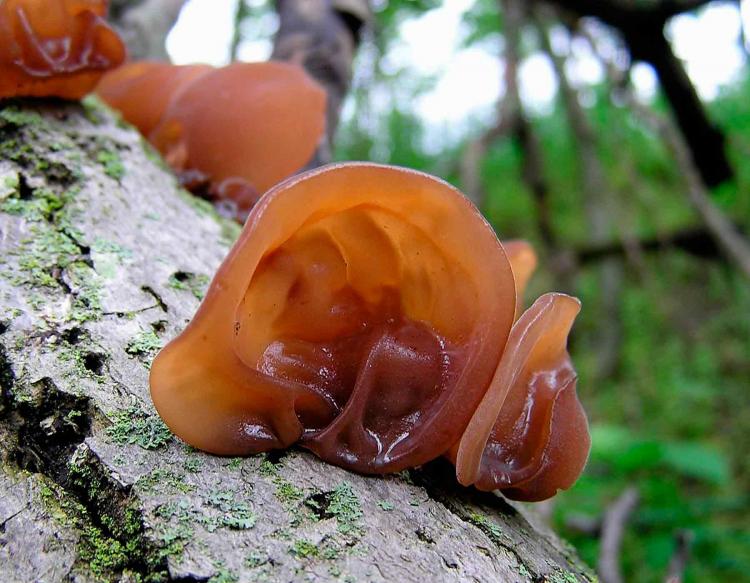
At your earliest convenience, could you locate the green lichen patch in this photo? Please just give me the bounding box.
[275,478,304,509]
[105,406,173,450]
[0,170,105,324]
[57,344,107,382]
[66,262,104,323]
[377,500,395,511]
[177,187,216,218]
[246,553,270,569]
[137,468,194,494]
[183,456,203,473]
[206,490,257,530]
[290,538,319,558]
[92,238,133,262]
[209,562,239,583]
[80,95,108,126]
[0,105,45,128]
[0,106,80,185]
[96,150,125,181]
[125,329,162,365]
[327,482,363,535]
[168,271,211,300]
[467,512,506,546]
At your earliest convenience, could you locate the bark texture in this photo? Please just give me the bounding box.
[0,100,595,582]
[109,0,188,61]
[272,0,371,160]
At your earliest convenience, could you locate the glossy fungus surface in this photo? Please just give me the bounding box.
[452,293,590,501]
[501,239,538,317]
[0,0,126,99]
[150,163,590,500]
[96,61,212,136]
[148,61,326,219]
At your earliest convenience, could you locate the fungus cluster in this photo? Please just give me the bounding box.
[0,0,125,99]
[0,3,590,501]
[150,163,590,501]
[97,61,327,221]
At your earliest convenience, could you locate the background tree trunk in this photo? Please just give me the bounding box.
[0,100,595,582]
[109,0,188,61]
[272,0,372,162]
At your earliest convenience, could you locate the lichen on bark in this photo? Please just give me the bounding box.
[0,100,594,582]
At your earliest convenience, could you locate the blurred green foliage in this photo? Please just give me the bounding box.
[334,4,750,581]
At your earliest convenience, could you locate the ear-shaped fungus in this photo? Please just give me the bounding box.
[0,0,126,99]
[451,293,590,501]
[501,239,538,317]
[96,61,212,136]
[148,61,327,218]
[150,163,590,499]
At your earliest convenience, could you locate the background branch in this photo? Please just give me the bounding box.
[598,487,640,583]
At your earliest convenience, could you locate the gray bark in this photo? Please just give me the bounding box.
[272,0,372,160]
[0,100,595,582]
[109,0,188,61]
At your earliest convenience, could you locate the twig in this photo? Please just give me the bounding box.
[579,24,750,279]
[629,94,750,279]
[598,487,639,583]
[665,530,694,583]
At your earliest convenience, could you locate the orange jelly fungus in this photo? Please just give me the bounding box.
[150,163,590,501]
[96,61,212,137]
[96,61,325,219]
[0,0,126,100]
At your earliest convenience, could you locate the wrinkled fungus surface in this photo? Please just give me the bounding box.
[0,0,126,99]
[97,60,326,220]
[150,163,590,500]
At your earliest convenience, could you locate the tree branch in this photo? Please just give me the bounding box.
[665,530,695,583]
[537,0,733,187]
[574,224,746,263]
[578,22,750,278]
[598,487,639,583]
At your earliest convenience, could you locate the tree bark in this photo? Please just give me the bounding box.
[109,0,188,61]
[272,0,371,162]
[0,101,595,582]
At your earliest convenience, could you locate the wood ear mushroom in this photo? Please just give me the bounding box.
[97,61,326,221]
[0,0,125,100]
[149,163,590,501]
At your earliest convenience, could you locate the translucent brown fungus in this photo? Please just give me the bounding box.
[148,61,327,219]
[501,239,538,317]
[150,163,590,500]
[96,61,212,136]
[451,293,590,501]
[0,0,126,100]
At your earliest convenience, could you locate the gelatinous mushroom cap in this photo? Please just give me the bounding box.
[502,239,538,317]
[150,163,518,473]
[149,61,327,201]
[0,0,126,99]
[452,292,590,501]
[96,61,212,136]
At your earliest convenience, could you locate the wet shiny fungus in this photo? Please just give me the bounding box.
[149,163,590,501]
